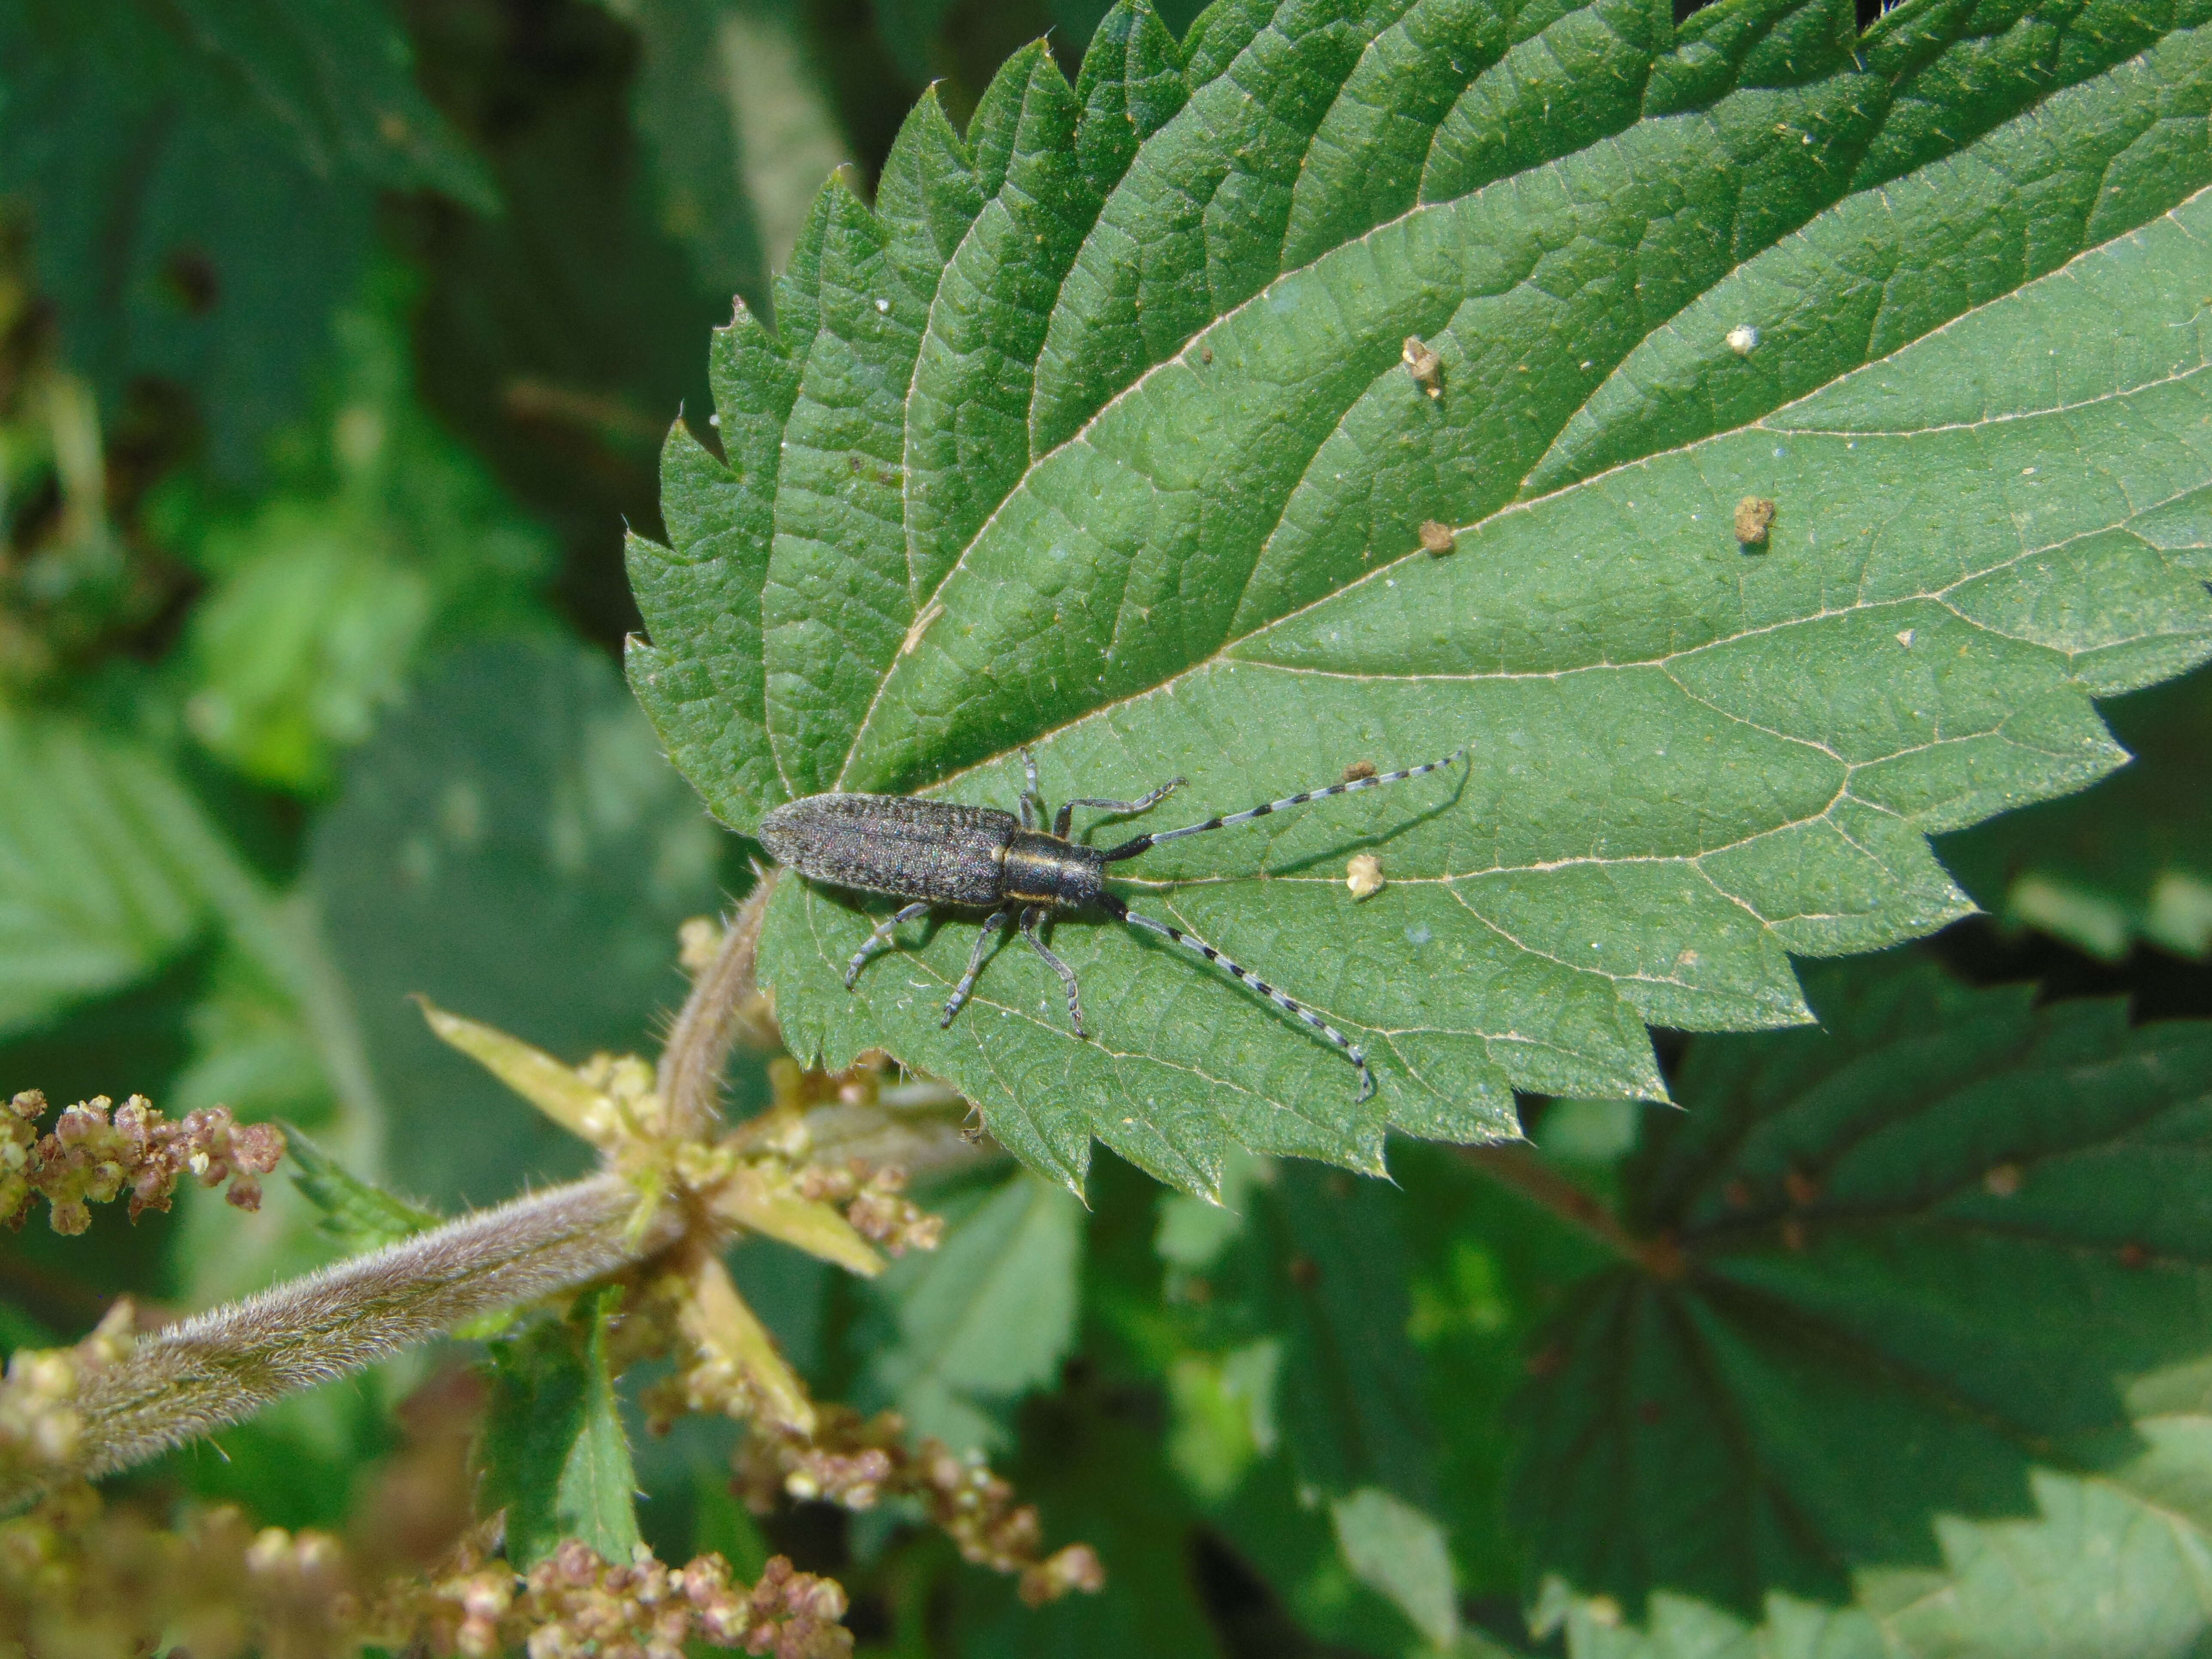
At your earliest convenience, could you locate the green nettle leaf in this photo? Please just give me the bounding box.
[140,0,495,204]
[0,711,224,1037]
[1215,1162,1440,1507]
[1395,1138,1623,1601]
[173,277,554,792]
[1545,1358,2212,1659]
[0,0,493,480]
[1507,960,2212,1635]
[632,0,2212,1192]
[283,1123,441,1254]
[1330,1486,1461,1648]
[857,1170,1085,1453]
[1940,669,2212,960]
[480,1288,644,1570]
[182,531,433,791]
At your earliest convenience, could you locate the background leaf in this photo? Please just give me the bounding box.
[0,0,490,480]
[306,638,741,1207]
[1508,957,2212,1622]
[589,0,849,295]
[638,0,2212,1191]
[856,1168,1085,1452]
[1329,1487,1460,1649]
[482,1287,645,1568]
[145,0,495,203]
[0,711,215,1036]
[164,270,553,792]
[1547,1353,2212,1658]
[1216,1163,1438,1508]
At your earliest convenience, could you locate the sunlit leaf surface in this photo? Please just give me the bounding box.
[632,0,2212,1191]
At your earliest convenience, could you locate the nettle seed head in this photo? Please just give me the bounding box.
[0,1092,283,1233]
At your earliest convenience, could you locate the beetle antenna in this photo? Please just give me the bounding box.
[1099,746,1466,863]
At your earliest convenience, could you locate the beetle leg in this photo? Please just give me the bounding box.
[941,909,1014,1026]
[1021,906,1087,1037]
[1018,747,1046,830]
[1054,776,1184,840]
[845,902,932,990]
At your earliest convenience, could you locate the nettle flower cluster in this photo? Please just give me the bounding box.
[0,1090,283,1233]
[737,1405,1106,1608]
[0,891,1100,1652]
[388,1535,851,1659]
[0,1484,852,1659]
[0,1302,134,1484]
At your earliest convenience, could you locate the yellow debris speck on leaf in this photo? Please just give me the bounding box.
[1346,854,1384,900]
[1401,335,1442,398]
[1418,520,1455,555]
[1734,496,1776,546]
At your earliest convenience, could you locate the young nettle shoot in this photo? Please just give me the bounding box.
[757,748,1468,1101]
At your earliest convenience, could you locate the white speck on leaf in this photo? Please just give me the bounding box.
[1727,324,1759,355]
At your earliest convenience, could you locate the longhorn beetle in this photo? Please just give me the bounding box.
[757,747,1467,1101]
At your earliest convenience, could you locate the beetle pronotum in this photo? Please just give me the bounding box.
[758,747,1467,1100]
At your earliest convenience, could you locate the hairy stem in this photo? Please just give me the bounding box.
[659,875,778,1139]
[10,1174,681,1506]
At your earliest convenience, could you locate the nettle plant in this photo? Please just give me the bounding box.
[8,0,2212,1651]
[630,0,2212,1188]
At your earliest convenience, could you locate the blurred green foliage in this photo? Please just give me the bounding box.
[3,1,2211,1656]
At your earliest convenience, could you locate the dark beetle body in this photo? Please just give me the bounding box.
[758,793,1107,912]
[757,746,1467,1104]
